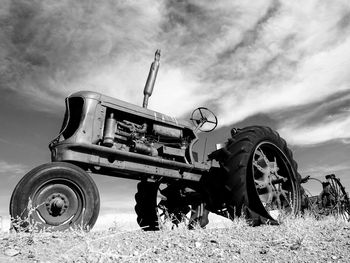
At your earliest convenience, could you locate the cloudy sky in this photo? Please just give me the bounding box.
[1,0,350,228]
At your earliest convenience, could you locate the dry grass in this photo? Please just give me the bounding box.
[1,213,350,263]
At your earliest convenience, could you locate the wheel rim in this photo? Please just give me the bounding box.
[32,179,84,227]
[326,176,350,221]
[251,142,297,221]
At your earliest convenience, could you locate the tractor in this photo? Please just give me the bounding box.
[10,50,302,231]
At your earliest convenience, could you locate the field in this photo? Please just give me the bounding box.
[0,214,349,263]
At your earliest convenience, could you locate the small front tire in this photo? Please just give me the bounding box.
[10,162,100,231]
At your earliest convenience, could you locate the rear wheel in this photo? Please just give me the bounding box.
[10,162,100,231]
[222,126,301,225]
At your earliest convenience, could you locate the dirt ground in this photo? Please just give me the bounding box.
[0,216,349,263]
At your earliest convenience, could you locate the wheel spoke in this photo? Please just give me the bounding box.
[251,142,297,220]
[253,160,267,174]
[198,109,204,119]
[191,107,218,132]
[258,148,271,167]
[321,176,350,220]
[329,179,338,196]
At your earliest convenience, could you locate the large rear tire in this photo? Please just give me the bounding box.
[10,162,100,231]
[222,126,301,225]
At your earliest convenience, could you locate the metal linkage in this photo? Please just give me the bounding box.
[301,174,350,221]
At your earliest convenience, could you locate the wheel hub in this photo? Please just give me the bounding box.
[46,193,69,216]
[253,144,294,219]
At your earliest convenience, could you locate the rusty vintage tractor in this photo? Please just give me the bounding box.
[10,50,302,231]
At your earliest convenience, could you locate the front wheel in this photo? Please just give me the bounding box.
[222,126,301,225]
[10,162,100,231]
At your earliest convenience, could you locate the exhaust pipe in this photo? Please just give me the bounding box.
[143,49,160,108]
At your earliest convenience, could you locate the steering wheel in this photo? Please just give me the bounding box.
[190,107,218,132]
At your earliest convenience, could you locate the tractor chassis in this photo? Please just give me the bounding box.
[52,142,209,182]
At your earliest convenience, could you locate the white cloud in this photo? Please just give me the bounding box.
[150,67,209,116]
[278,114,350,145]
[0,138,9,144]
[276,91,350,145]
[0,160,26,176]
[300,163,350,177]
[215,0,350,127]
[2,0,350,144]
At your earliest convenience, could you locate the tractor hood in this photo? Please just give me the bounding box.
[69,91,193,130]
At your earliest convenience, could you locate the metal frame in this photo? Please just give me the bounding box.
[301,174,350,221]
